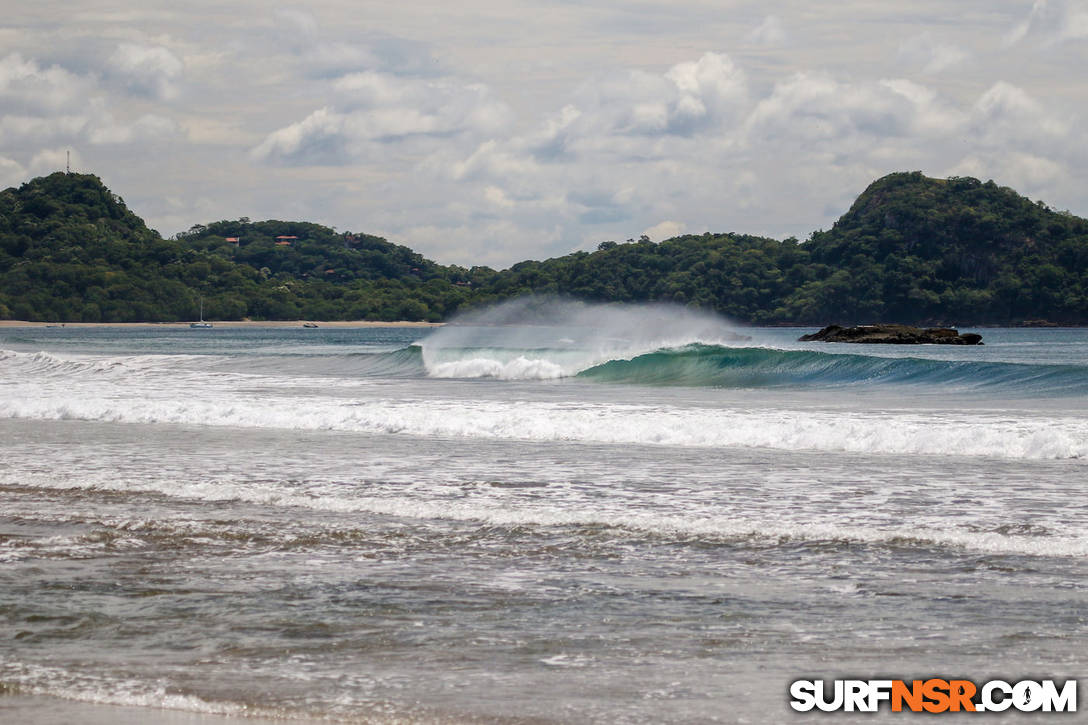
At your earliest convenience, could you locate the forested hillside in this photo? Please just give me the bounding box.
[469,173,1088,324]
[798,172,1088,323]
[0,173,483,322]
[2,171,1086,324]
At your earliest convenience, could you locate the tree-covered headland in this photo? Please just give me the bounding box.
[1,171,1086,324]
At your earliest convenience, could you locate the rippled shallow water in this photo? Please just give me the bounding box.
[1,322,1086,723]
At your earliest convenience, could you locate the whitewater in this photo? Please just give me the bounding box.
[1,304,1086,723]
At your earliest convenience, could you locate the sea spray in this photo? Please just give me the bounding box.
[420,296,749,378]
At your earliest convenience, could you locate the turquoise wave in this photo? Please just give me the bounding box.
[349,344,427,377]
[575,343,1088,394]
[8,339,1087,394]
[341,341,1088,394]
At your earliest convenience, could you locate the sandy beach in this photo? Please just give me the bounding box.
[0,320,442,329]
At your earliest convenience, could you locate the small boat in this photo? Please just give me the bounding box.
[302,322,319,328]
[190,297,213,329]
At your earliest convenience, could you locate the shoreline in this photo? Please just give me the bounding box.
[0,694,304,725]
[0,320,443,329]
[0,692,531,725]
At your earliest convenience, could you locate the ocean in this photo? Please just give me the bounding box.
[1,302,1086,723]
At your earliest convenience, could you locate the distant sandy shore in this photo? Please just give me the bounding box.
[0,320,442,329]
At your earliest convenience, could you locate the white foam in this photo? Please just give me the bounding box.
[3,387,1086,461]
[300,497,1088,558]
[4,342,1087,463]
[430,356,566,380]
[6,472,1086,559]
[2,349,196,376]
[0,661,250,716]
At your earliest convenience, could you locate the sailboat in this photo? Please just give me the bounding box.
[190,297,213,329]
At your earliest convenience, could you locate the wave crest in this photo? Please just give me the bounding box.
[577,343,1088,393]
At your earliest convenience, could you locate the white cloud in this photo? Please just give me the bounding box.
[408,55,759,255]
[970,81,1070,147]
[251,74,512,165]
[642,220,687,241]
[0,48,186,192]
[483,185,515,208]
[309,36,440,78]
[309,43,384,76]
[0,100,180,148]
[400,218,565,268]
[2,2,1087,266]
[945,151,1067,198]
[0,53,95,113]
[744,73,921,145]
[450,139,542,183]
[1008,0,1088,45]
[334,73,510,134]
[334,71,425,109]
[0,156,26,189]
[260,11,439,78]
[0,114,89,144]
[494,51,748,171]
[740,73,967,155]
[594,52,747,139]
[879,79,967,134]
[974,81,1046,120]
[28,148,82,176]
[898,33,970,73]
[273,8,318,37]
[747,15,787,46]
[88,113,180,145]
[250,107,346,165]
[108,43,184,100]
[665,53,748,118]
[419,50,1085,263]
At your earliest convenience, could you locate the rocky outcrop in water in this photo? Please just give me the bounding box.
[799,324,983,345]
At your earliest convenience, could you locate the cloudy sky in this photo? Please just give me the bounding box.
[2,1,1086,266]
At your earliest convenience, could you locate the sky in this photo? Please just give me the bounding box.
[1,0,1086,267]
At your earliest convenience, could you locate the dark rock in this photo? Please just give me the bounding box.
[799,324,984,345]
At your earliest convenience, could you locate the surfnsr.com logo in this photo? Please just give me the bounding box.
[789,679,1077,713]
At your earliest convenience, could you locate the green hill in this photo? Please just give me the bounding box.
[794,172,1088,324]
[470,232,802,323]
[0,172,202,322]
[0,173,481,322]
[1,170,1086,324]
[470,172,1088,325]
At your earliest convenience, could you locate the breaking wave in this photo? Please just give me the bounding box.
[5,340,1088,396]
[411,342,1088,396]
[2,381,1086,460]
[576,343,1088,394]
